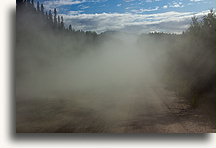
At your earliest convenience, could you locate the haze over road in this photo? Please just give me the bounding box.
[16,33,215,133]
[17,83,215,133]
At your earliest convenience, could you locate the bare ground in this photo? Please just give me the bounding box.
[16,86,215,133]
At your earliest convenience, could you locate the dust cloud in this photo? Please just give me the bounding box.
[16,33,167,99]
[16,31,173,132]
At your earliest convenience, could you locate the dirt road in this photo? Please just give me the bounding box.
[16,85,215,133]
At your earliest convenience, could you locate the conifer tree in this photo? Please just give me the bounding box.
[37,1,40,12]
[58,16,61,29]
[45,11,48,19]
[69,24,72,31]
[54,8,58,28]
[60,16,64,30]
[31,0,34,6]
[49,10,53,22]
[41,4,44,14]
[16,0,23,5]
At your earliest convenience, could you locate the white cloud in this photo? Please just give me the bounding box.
[117,4,122,7]
[43,0,83,10]
[43,0,106,10]
[80,5,90,9]
[60,10,209,34]
[169,2,184,8]
[163,5,168,9]
[68,10,83,15]
[131,7,159,13]
[125,7,134,10]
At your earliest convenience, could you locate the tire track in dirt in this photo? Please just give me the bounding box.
[118,86,188,133]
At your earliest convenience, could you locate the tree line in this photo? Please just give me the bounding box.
[16,0,98,37]
[137,10,215,108]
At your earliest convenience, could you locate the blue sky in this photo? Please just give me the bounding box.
[37,0,215,33]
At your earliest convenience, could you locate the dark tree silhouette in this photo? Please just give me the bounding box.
[41,4,44,14]
[188,16,201,36]
[45,11,48,19]
[48,10,53,24]
[16,0,23,5]
[60,16,64,30]
[36,1,40,12]
[202,9,216,34]
[68,24,72,31]
[54,8,58,28]
[57,15,61,29]
[31,0,34,6]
